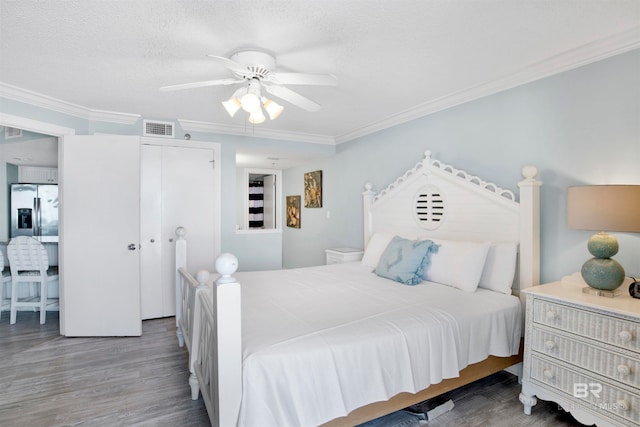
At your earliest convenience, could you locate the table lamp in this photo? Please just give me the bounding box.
[567,185,640,294]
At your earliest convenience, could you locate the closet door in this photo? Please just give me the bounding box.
[140,144,216,319]
[60,134,141,336]
[140,145,163,319]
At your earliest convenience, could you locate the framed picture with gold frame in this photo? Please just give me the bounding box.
[304,170,322,208]
[286,195,301,228]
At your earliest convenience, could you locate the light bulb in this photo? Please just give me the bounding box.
[240,93,261,113]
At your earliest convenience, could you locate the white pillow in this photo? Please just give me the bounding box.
[361,232,396,268]
[478,242,518,294]
[423,238,491,292]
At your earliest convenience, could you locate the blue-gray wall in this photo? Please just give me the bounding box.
[1,49,638,281]
[283,49,640,284]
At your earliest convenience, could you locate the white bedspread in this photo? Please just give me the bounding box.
[230,262,521,427]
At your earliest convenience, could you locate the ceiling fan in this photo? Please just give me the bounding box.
[159,50,337,123]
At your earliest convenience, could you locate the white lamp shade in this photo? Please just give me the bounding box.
[263,98,284,120]
[221,97,241,117]
[248,109,266,124]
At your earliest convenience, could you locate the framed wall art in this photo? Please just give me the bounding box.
[286,195,301,228]
[304,170,322,208]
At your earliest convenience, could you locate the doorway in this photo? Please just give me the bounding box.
[0,113,73,332]
[242,168,282,231]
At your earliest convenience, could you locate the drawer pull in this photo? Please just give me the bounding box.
[617,399,630,411]
[619,330,633,343]
[544,340,556,351]
[617,364,631,376]
[545,310,557,321]
[543,369,554,380]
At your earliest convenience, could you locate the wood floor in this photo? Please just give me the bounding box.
[1,311,583,427]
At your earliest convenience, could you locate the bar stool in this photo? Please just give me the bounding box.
[0,251,11,320]
[7,236,59,324]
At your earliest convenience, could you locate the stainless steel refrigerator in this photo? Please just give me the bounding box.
[10,183,59,242]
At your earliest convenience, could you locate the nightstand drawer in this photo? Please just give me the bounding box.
[531,327,640,389]
[533,299,640,353]
[530,355,640,425]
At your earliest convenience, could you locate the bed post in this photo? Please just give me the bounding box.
[363,183,375,249]
[213,253,242,427]
[517,166,541,294]
[175,226,187,347]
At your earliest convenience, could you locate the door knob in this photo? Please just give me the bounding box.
[128,243,137,251]
[150,239,155,243]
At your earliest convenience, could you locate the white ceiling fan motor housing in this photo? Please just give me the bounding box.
[230,50,276,79]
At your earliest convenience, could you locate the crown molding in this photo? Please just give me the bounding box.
[178,119,335,145]
[336,26,640,144]
[0,112,76,136]
[0,82,141,125]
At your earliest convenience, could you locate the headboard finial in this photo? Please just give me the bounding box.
[176,226,186,238]
[364,182,373,191]
[424,150,432,161]
[521,165,538,181]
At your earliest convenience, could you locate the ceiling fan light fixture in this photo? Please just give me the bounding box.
[240,79,262,113]
[263,98,284,120]
[241,92,261,113]
[248,108,266,124]
[222,97,241,117]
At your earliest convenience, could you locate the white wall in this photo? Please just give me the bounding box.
[283,49,640,284]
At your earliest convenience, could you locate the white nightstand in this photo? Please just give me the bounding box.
[325,247,364,265]
[519,273,640,426]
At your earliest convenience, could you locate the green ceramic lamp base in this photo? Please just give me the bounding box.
[581,232,625,291]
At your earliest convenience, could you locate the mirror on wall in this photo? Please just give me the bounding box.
[237,168,282,232]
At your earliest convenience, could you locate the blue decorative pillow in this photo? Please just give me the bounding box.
[375,236,439,285]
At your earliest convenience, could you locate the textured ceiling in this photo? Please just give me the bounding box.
[1,1,639,164]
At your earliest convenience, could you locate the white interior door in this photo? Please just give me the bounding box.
[140,144,163,319]
[60,134,141,336]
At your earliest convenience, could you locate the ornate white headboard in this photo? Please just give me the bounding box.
[362,150,541,294]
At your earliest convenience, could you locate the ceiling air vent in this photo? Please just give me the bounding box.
[143,120,175,138]
[413,185,446,230]
[4,126,23,139]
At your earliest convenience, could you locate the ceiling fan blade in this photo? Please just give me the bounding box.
[269,72,337,86]
[263,84,321,112]
[159,79,243,92]
[206,54,251,76]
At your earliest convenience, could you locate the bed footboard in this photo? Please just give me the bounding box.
[194,255,242,426]
[177,267,210,400]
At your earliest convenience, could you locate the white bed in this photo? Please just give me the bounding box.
[175,150,542,427]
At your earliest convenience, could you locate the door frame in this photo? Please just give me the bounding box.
[242,167,282,231]
[0,113,75,334]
